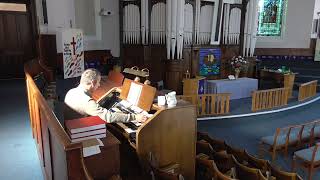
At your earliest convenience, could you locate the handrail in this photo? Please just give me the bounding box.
[252,88,288,112]
[298,80,317,101]
[177,93,231,116]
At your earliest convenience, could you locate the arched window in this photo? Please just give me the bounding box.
[257,0,287,36]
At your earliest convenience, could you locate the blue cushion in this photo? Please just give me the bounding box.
[314,126,320,137]
[289,131,299,143]
[302,128,312,139]
[294,146,320,162]
[261,135,286,146]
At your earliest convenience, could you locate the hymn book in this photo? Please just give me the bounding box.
[65,116,106,134]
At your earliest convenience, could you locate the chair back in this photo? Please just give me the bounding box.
[245,151,270,174]
[196,158,236,180]
[301,121,315,144]
[225,143,247,163]
[211,151,234,174]
[287,125,303,146]
[197,132,226,151]
[232,155,267,180]
[270,163,302,180]
[151,168,184,180]
[196,141,215,156]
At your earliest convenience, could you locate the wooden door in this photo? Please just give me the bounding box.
[0,3,36,79]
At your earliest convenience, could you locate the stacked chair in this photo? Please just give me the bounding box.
[260,120,320,179]
[292,143,320,180]
[197,132,302,180]
[259,120,320,162]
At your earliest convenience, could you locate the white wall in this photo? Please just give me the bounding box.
[35,0,120,57]
[256,0,315,49]
[314,0,320,19]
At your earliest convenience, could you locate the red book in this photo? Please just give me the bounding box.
[67,128,106,139]
[65,116,106,134]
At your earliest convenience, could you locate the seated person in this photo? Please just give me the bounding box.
[65,68,147,123]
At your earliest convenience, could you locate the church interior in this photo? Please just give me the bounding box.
[2,0,320,179]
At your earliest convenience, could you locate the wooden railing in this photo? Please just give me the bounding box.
[252,88,289,112]
[25,60,90,180]
[298,80,318,101]
[177,93,231,116]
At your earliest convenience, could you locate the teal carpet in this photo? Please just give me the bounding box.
[0,79,43,180]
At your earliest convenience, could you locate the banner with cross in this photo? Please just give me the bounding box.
[62,29,84,79]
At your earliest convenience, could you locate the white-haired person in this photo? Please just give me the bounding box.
[64,68,147,123]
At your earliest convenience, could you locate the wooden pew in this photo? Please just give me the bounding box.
[25,60,120,180]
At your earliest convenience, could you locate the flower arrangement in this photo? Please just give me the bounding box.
[230,56,248,70]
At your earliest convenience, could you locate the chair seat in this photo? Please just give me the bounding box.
[294,146,320,162]
[261,135,286,146]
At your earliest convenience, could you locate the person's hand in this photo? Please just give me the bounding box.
[135,113,148,123]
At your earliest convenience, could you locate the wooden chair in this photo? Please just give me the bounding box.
[286,125,304,151]
[146,152,184,180]
[245,151,270,174]
[196,140,234,173]
[232,155,267,180]
[196,158,236,180]
[197,132,226,152]
[269,163,302,180]
[196,141,215,156]
[150,167,184,180]
[212,150,234,174]
[259,127,291,161]
[300,121,315,147]
[225,143,247,164]
[292,143,320,180]
[312,120,320,142]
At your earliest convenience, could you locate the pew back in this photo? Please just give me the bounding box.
[25,60,94,180]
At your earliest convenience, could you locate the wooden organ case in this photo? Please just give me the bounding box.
[97,78,197,179]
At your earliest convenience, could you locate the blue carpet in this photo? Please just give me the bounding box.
[198,98,320,179]
[0,79,43,180]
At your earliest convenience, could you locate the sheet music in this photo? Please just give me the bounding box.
[127,83,143,106]
[119,100,132,108]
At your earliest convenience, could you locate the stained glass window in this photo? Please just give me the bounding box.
[257,0,286,36]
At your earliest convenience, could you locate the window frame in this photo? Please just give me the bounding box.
[256,0,287,39]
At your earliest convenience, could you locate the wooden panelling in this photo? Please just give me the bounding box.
[165,60,189,94]
[298,80,318,101]
[252,88,288,112]
[0,10,36,79]
[137,103,197,180]
[38,34,57,69]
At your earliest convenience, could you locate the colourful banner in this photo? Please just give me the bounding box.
[62,29,84,79]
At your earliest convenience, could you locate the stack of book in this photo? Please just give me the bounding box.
[65,116,106,143]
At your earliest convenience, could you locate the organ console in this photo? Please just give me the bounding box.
[97,78,197,179]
